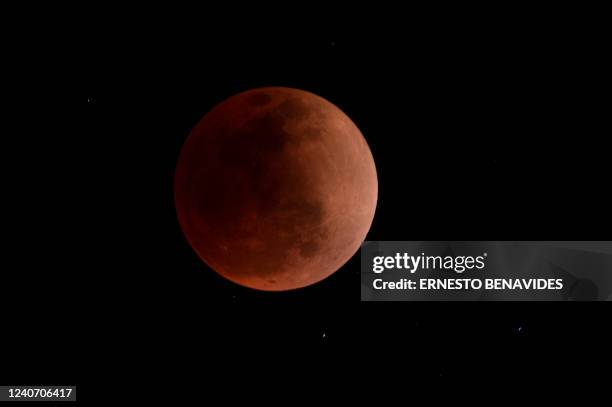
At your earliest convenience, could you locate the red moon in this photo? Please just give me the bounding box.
[174,87,377,291]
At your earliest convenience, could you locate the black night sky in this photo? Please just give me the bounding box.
[3,7,610,401]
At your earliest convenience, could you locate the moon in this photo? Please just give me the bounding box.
[174,87,377,291]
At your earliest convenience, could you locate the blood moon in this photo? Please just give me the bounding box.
[174,87,377,291]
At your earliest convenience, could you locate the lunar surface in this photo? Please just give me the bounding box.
[174,87,377,291]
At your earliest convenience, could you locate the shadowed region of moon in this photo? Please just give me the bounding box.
[174,87,377,291]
